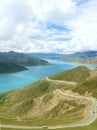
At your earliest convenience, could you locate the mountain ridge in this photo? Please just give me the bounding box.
[27,51,97,65]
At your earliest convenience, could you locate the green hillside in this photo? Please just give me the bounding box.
[0,61,28,73]
[0,51,49,66]
[0,79,74,115]
[0,51,49,73]
[51,66,97,98]
[73,76,97,98]
[50,66,90,84]
[0,66,97,128]
[0,76,87,126]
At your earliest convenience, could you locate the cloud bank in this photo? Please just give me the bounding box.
[0,0,97,53]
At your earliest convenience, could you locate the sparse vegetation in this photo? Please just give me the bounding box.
[43,93,53,103]
[0,66,97,129]
[73,76,97,98]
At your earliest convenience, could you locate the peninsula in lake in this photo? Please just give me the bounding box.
[0,51,49,73]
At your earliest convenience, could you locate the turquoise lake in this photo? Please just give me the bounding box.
[0,60,95,93]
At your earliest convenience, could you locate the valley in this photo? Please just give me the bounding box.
[0,0,97,129]
[29,51,97,65]
[0,66,97,130]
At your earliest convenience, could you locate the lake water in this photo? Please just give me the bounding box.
[0,60,95,93]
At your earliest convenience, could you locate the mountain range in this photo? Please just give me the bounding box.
[28,51,97,65]
[59,51,97,65]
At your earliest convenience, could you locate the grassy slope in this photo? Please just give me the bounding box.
[0,66,97,129]
[1,119,97,130]
[73,76,97,98]
[0,79,75,117]
[51,66,97,98]
[0,61,28,73]
[50,66,90,84]
[0,77,74,105]
[0,75,86,126]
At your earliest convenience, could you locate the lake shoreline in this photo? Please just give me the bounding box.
[0,59,95,93]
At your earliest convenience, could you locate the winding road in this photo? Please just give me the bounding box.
[1,78,97,129]
[45,77,77,86]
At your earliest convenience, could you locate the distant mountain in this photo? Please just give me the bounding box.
[29,51,97,65]
[0,51,49,73]
[27,53,65,59]
[59,51,97,65]
[0,51,49,66]
[74,51,97,57]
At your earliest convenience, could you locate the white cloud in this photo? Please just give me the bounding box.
[68,0,97,52]
[0,0,30,40]
[27,0,75,24]
[0,0,97,53]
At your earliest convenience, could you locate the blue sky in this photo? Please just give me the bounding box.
[47,24,71,32]
[0,0,97,54]
[76,0,88,5]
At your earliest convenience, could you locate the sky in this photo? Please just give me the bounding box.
[0,0,97,54]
